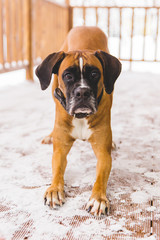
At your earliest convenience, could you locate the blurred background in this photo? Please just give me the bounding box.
[0,1,160,239]
[0,0,160,88]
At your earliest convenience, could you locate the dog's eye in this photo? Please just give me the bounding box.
[64,73,73,82]
[90,70,99,79]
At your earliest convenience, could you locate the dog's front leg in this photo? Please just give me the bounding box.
[87,134,112,216]
[44,139,73,208]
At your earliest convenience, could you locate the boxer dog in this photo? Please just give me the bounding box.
[36,26,121,216]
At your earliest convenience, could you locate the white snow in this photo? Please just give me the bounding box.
[0,70,160,239]
[0,69,26,89]
[130,191,150,204]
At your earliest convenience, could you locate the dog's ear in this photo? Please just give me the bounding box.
[35,51,65,90]
[95,51,122,94]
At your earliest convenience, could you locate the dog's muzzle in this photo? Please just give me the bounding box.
[71,86,94,118]
[54,87,103,119]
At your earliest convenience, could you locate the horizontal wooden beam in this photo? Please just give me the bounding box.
[0,65,28,74]
[120,58,160,62]
[44,0,68,9]
[71,6,160,9]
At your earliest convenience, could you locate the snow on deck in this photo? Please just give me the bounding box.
[0,71,160,239]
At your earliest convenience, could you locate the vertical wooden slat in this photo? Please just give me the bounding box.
[33,0,36,61]
[142,8,147,61]
[130,7,134,70]
[56,5,59,48]
[118,8,122,59]
[23,0,28,61]
[0,0,4,65]
[61,7,63,43]
[5,0,11,63]
[41,0,45,59]
[96,7,98,26]
[26,0,33,81]
[83,7,86,26]
[17,0,23,62]
[107,8,110,38]
[54,4,58,51]
[32,0,38,63]
[37,0,42,60]
[155,8,159,61]
[10,0,17,63]
[68,6,73,31]
[21,0,25,62]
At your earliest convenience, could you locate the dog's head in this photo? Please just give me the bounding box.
[36,51,121,118]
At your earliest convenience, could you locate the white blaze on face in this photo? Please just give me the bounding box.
[79,57,87,88]
[79,57,83,73]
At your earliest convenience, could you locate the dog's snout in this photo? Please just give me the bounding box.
[74,87,91,100]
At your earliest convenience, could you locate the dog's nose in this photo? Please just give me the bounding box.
[74,87,91,99]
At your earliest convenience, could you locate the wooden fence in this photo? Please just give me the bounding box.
[71,5,160,65]
[32,0,72,64]
[0,0,71,80]
[0,1,159,80]
[0,0,30,75]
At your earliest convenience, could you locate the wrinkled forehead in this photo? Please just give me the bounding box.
[59,51,103,74]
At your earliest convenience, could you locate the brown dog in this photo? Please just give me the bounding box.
[36,26,121,216]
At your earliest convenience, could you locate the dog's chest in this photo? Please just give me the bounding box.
[71,118,92,140]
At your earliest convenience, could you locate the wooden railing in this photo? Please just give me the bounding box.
[0,0,32,76]
[71,5,160,65]
[0,1,159,80]
[32,0,71,64]
[0,0,71,80]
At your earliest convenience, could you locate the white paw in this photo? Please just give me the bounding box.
[112,141,116,150]
[44,186,65,209]
[41,135,53,144]
[86,198,110,217]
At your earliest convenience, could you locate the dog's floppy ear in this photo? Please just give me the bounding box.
[95,51,122,94]
[35,51,65,90]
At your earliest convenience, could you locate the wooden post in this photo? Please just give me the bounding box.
[130,8,134,71]
[26,0,33,81]
[17,0,23,62]
[0,0,4,65]
[66,0,73,31]
[142,8,147,61]
[118,8,122,59]
[68,6,73,31]
[5,0,11,63]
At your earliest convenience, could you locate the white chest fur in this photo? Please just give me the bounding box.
[71,118,92,140]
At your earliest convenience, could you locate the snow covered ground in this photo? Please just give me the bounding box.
[0,71,160,239]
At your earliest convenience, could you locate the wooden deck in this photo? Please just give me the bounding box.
[0,71,159,239]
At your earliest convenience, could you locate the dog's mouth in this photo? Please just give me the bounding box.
[71,104,95,118]
[74,107,92,114]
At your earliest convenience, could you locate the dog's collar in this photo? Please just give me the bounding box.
[54,88,66,109]
[54,88,103,118]
[97,88,103,106]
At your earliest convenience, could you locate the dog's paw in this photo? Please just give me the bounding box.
[44,186,65,209]
[112,141,116,150]
[85,197,110,217]
[41,135,53,144]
